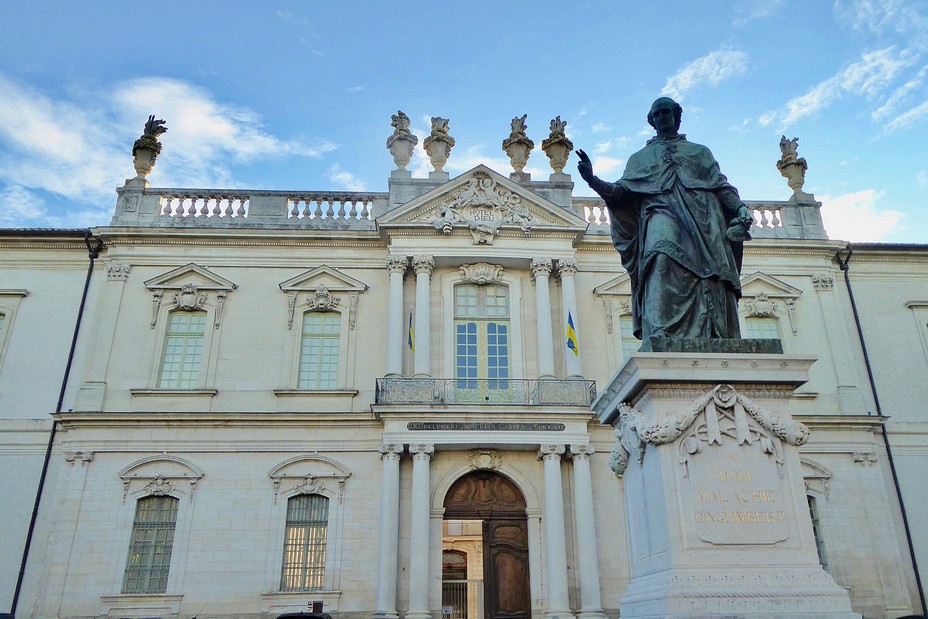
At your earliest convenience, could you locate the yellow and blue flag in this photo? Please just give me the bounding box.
[408,307,415,351]
[566,310,579,356]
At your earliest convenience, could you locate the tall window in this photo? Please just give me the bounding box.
[745,316,781,342]
[281,494,329,591]
[807,495,828,569]
[123,495,179,594]
[159,311,207,388]
[619,315,641,358]
[454,284,510,398]
[298,312,340,389]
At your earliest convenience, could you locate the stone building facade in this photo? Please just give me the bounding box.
[1,119,925,619]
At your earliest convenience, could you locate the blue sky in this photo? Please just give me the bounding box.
[0,0,926,242]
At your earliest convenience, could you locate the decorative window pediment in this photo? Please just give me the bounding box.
[593,273,633,334]
[377,165,588,245]
[801,458,832,499]
[740,272,802,334]
[144,263,237,329]
[269,455,352,504]
[279,265,368,330]
[118,455,205,504]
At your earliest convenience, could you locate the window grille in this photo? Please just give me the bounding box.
[123,495,179,594]
[281,493,329,591]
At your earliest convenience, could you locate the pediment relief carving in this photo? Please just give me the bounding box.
[279,265,369,330]
[379,166,587,244]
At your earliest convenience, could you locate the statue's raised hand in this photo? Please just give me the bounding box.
[576,149,594,183]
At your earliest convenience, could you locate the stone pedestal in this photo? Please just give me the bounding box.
[593,353,859,619]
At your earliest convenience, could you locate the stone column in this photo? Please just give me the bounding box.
[385,256,408,377]
[406,444,435,619]
[558,258,582,378]
[531,258,556,378]
[569,444,606,619]
[412,255,434,377]
[539,444,571,619]
[373,443,403,619]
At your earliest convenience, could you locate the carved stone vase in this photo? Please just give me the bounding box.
[543,141,570,174]
[425,139,450,173]
[132,136,162,181]
[778,159,808,194]
[389,138,415,171]
[504,141,531,173]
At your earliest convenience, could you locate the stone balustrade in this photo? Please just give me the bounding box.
[576,197,827,240]
[113,187,387,229]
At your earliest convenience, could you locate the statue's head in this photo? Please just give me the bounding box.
[647,97,682,134]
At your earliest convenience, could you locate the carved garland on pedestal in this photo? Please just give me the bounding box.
[609,384,809,477]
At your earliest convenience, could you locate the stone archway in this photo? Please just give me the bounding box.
[443,470,530,619]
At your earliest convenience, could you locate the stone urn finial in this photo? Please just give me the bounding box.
[502,114,535,180]
[541,116,573,178]
[423,116,455,175]
[776,135,813,201]
[386,110,418,171]
[131,115,168,182]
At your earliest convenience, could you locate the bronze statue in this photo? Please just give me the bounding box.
[577,97,753,350]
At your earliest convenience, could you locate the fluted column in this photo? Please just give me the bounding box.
[539,444,571,619]
[406,443,435,619]
[373,443,403,619]
[569,444,606,619]
[532,258,556,378]
[558,258,583,378]
[412,255,434,377]
[385,256,408,377]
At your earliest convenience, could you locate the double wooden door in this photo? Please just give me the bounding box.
[444,471,530,619]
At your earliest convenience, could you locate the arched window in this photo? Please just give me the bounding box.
[281,493,330,591]
[298,312,341,389]
[123,495,179,593]
[159,311,207,388]
[454,283,510,399]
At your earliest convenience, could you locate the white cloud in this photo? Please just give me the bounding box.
[762,47,915,129]
[882,98,928,131]
[734,0,785,25]
[819,189,903,241]
[872,65,927,120]
[591,122,612,134]
[345,85,364,93]
[833,0,928,42]
[593,137,632,154]
[661,49,750,101]
[591,156,624,179]
[328,164,367,191]
[0,73,338,226]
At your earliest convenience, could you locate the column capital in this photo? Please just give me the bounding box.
[539,444,565,460]
[569,444,594,460]
[812,273,835,290]
[379,443,403,461]
[412,255,435,275]
[409,443,435,460]
[64,450,94,466]
[557,258,578,277]
[386,255,408,275]
[531,257,553,279]
[106,262,131,281]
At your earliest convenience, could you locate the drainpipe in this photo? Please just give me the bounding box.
[837,243,926,616]
[7,231,103,619]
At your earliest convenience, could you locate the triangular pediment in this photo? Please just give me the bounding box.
[144,263,237,291]
[592,272,632,296]
[379,165,589,232]
[740,272,802,298]
[279,265,368,293]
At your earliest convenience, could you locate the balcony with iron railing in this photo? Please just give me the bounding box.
[375,377,596,407]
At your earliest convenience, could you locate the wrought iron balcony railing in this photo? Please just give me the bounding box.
[375,377,596,406]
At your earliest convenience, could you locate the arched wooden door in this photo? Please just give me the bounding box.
[444,471,530,619]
